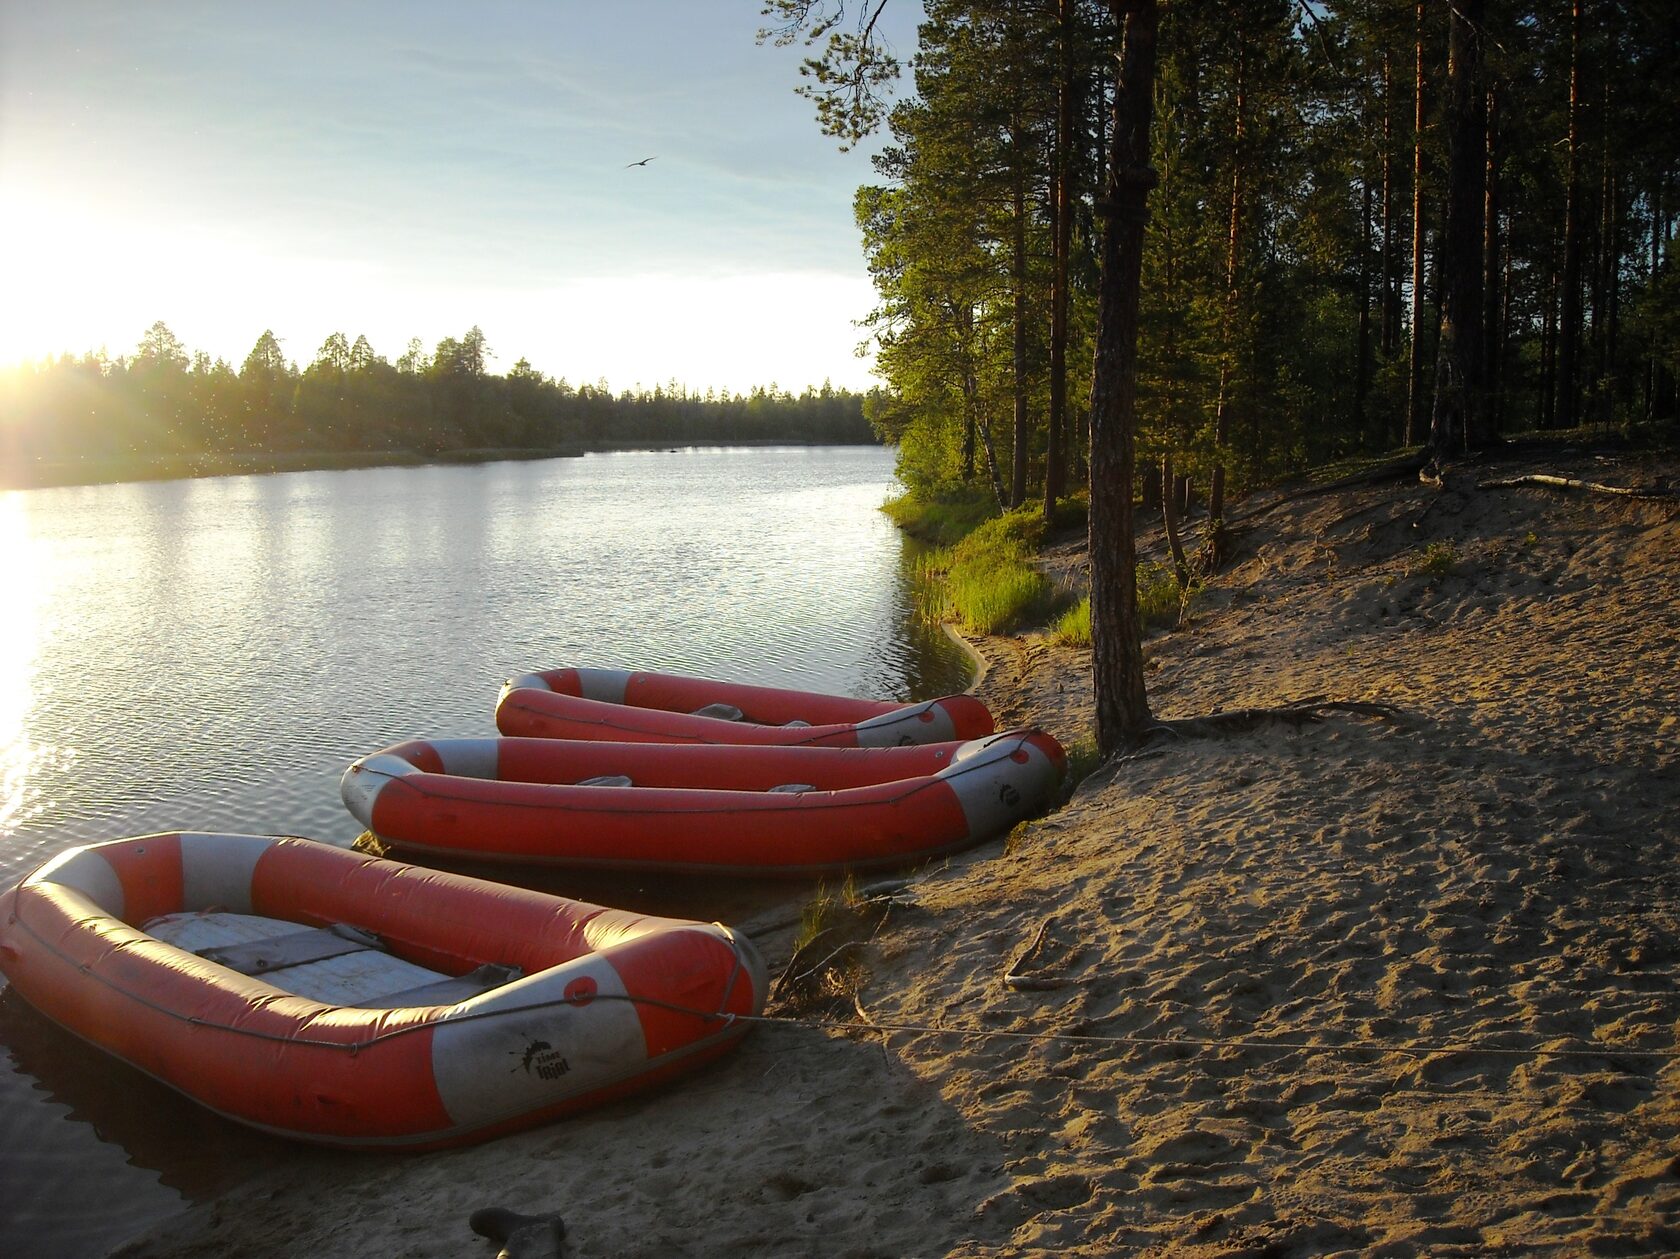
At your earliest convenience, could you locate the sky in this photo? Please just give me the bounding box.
[0,1,924,394]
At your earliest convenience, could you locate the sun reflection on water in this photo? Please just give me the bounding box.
[0,492,49,833]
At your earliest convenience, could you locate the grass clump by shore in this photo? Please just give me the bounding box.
[774,877,880,1015]
[923,506,1055,635]
[881,488,999,546]
[1052,562,1194,646]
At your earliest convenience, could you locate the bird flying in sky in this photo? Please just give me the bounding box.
[625,156,655,168]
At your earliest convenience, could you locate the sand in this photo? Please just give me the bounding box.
[109,446,1680,1258]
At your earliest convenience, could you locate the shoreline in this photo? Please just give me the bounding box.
[1,438,883,494]
[103,446,1680,1256]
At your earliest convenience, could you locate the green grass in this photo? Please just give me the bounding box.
[1061,735,1104,791]
[881,488,998,546]
[1053,598,1091,645]
[793,875,861,954]
[1407,540,1460,580]
[1052,562,1194,646]
[923,506,1055,634]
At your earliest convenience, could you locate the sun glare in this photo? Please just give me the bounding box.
[0,179,881,392]
[0,185,360,371]
[0,493,48,830]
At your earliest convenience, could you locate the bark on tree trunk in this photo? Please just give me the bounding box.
[1482,85,1502,438]
[1357,177,1374,437]
[1381,52,1398,359]
[1558,0,1584,430]
[1210,48,1246,524]
[1429,0,1486,457]
[1044,0,1073,522]
[1011,129,1030,509]
[1162,452,1189,586]
[1647,175,1665,423]
[1406,0,1428,447]
[1089,0,1158,753]
[958,305,977,481]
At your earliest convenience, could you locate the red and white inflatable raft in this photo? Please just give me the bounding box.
[0,833,765,1149]
[341,729,1066,875]
[496,667,994,747]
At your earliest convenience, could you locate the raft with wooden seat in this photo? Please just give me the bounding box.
[341,729,1066,875]
[495,667,993,747]
[0,833,766,1149]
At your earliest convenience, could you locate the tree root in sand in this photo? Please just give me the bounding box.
[1143,699,1405,743]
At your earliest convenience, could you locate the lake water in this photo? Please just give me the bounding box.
[0,445,971,1258]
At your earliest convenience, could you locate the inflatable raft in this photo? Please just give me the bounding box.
[342,729,1066,875]
[496,667,993,747]
[0,833,766,1149]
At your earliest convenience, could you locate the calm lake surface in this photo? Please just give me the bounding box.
[0,445,971,1258]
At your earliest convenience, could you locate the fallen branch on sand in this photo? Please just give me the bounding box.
[1476,473,1679,500]
[1003,915,1070,991]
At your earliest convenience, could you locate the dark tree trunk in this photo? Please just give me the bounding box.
[1558,0,1585,430]
[1161,452,1189,586]
[1482,85,1503,436]
[1011,127,1030,508]
[1406,0,1428,446]
[1044,0,1073,521]
[1592,5,1621,427]
[1210,48,1246,523]
[1429,0,1486,456]
[956,305,978,481]
[1357,177,1374,437]
[1090,0,1158,753]
[1647,175,1666,423]
[1541,240,1559,428]
[1381,52,1399,358]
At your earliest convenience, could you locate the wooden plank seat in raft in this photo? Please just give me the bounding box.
[145,913,520,1009]
[0,833,767,1149]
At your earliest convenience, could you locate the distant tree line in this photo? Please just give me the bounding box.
[0,321,875,478]
[795,0,1678,511]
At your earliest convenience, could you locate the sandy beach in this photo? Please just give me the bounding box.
[110,445,1680,1257]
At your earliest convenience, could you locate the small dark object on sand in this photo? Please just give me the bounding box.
[469,1207,566,1259]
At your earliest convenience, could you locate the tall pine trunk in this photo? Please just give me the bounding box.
[1406,0,1428,446]
[1558,0,1584,430]
[1210,49,1246,524]
[1429,0,1486,456]
[1357,177,1375,437]
[1381,52,1399,358]
[1044,0,1073,521]
[1090,0,1158,753]
[1011,122,1030,508]
[1482,85,1503,436]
